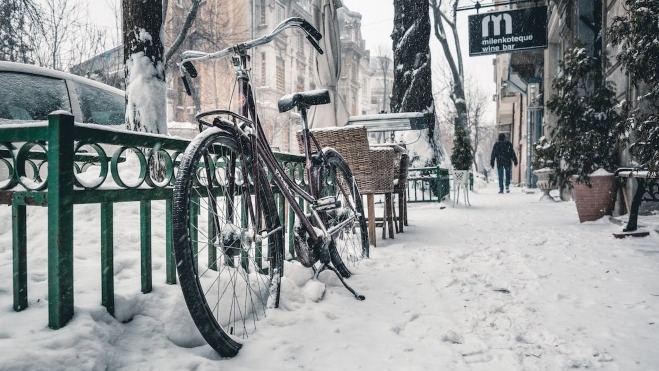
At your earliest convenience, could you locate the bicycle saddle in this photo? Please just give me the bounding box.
[278,89,330,113]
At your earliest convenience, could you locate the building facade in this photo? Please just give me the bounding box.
[492,1,544,188]
[492,0,630,189]
[71,1,382,152]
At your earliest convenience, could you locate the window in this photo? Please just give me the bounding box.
[260,0,266,25]
[260,52,267,86]
[0,72,71,121]
[276,57,285,91]
[296,76,304,92]
[276,3,285,24]
[297,34,305,57]
[74,82,125,125]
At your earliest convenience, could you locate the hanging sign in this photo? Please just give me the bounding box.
[468,6,548,56]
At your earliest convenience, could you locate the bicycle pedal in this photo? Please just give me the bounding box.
[313,196,341,211]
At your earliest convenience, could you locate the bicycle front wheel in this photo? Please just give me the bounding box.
[317,148,369,278]
[172,127,283,357]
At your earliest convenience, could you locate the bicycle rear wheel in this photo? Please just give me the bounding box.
[316,148,369,278]
[172,127,283,357]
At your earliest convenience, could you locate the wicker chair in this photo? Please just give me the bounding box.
[297,126,396,247]
[371,143,409,237]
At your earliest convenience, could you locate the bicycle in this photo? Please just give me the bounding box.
[172,17,369,357]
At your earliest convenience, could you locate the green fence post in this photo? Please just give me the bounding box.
[12,202,27,311]
[100,202,114,316]
[435,166,441,202]
[165,198,176,284]
[47,112,75,329]
[140,200,152,293]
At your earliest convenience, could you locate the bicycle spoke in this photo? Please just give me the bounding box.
[172,128,283,355]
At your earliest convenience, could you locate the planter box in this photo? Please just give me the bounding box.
[570,174,616,223]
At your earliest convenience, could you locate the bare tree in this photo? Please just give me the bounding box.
[464,82,493,172]
[31,0,79,70]
[429,0,467,123]
[0,0,40,63]
[374,44,392,113]
[435,72,494,171]
[20,0,114,72]
[163,0,202,65]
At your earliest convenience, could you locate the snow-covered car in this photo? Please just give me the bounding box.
[0,61,124,125]
[0,62,126,185]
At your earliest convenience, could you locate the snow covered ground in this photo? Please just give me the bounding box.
[1,181,658,370]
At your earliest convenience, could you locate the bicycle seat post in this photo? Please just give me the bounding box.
[298,104,311,131]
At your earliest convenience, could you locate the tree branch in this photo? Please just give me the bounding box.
[165,0,202,64]
[430,0,464,112]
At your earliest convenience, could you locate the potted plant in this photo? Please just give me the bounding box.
[531,136,557,201]
[450,122,474,198]
[608,1,659,176]
[545,46,627,222]
[450,123,474,171]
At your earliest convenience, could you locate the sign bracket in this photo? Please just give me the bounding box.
[457,0,544,14]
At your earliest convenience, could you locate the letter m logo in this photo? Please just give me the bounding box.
[481,13,513,37]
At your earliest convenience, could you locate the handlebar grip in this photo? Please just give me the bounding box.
[182,61,198,78]
[300,19,322,41]
[181,75,192,96]
[306,36,324,55]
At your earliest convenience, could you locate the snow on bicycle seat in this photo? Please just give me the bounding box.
[278,89,330,113]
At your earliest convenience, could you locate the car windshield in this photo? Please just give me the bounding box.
[0,72,71,121]
[74,82,125,125]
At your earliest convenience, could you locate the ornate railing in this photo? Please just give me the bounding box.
[0,112,308,329]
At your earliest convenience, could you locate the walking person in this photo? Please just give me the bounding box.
[490,133,518,193]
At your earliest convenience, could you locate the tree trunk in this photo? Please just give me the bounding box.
[391,0,440,165]
[122,0,167,134]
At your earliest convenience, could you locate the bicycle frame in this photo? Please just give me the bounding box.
[180,18,360,245]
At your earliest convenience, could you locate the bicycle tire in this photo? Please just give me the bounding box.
[172,127,283,357]
[316,148,369,278]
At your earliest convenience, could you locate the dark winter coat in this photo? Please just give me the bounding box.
[490,137,518,169]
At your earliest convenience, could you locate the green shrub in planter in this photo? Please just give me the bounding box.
[608,0,659,176]
[531,136,557,171]
[546,46,627,188]
[450,123,474,171]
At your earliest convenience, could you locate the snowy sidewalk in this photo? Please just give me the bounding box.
[1,182,658,370]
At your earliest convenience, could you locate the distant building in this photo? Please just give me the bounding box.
[491,0,544,188]
[71,0,379,152]
[337,6,372,118]
[368,55,394,115]
[492,0,633,190]
[69,46,123,90]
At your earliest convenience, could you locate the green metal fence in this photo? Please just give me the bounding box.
[0,112,308,330]
[406,166,450,203]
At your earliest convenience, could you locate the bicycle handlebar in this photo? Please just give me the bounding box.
[179,17,323,95]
